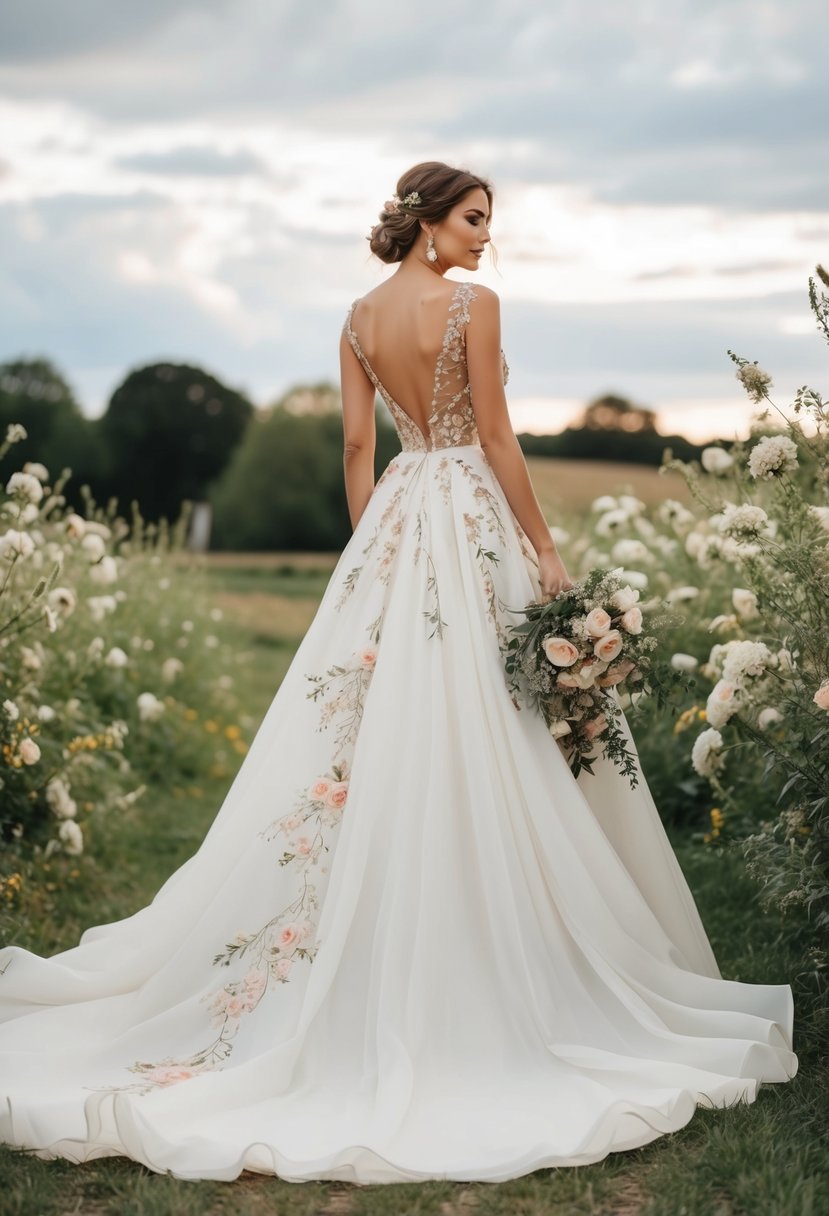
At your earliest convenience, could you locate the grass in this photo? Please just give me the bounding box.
[1,555,826,1216]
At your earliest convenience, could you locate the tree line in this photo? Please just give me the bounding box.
[0,357,705,551]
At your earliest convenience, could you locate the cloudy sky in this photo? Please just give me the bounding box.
[1,0,827,441]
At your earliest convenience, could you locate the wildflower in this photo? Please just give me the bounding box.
[136,691,165,722]
[611,538,651,566]
[721,640,772,683]
[700,446,734,474]
[691,727,726,778]
[89,555,118,585]
[3,699,19,721]
[81,533,107,562]
[718,502,769,538]
[736,362,773,402]
[747,434,798,479]
[105,646,129,668]
[0,529,35,560]
[19,737,41,765]
[162,657,184,682]
[657,499,695,529]
[22,461,49,482]
[595,508,632,537]
[58,819,84,855]
[5,423,27,444]
[64,513,86,538]
[671,653,698,672]
[665,585,699,604]
[758,707,783,730]
[705,680,742,729]
[731,588,758,619]
[46,778,77,819]
[5,471,44,504]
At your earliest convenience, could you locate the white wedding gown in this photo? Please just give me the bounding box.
[0,280,797,1184]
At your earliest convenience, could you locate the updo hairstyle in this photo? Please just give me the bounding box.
[367,160,496,266]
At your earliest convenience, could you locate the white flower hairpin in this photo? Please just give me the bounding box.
[384,191,422,214]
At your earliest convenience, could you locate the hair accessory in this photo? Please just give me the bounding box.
[384,190,422,214]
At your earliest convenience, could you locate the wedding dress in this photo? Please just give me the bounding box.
[0,280,797,1185]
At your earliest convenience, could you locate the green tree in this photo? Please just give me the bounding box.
[210,387,399,551]
[99,362,254,524]
[0,358,104,494]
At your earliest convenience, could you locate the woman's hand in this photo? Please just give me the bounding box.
[538,547,574,602]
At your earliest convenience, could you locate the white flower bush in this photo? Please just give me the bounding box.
[0,422,246,901]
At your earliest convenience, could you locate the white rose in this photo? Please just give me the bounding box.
[583,607,612,637]
[609,584,640,612]
[619,605,643,635]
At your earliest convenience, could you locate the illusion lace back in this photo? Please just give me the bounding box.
[0,280,797,1185]
[344,281,510,452]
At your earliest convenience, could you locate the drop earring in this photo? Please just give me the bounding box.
[426,232,438,263]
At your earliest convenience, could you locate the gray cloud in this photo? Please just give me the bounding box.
[117,147,265,177]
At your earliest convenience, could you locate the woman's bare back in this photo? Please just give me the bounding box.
[347,277,467,438]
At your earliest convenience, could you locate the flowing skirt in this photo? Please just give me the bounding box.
[0,444,797,1183]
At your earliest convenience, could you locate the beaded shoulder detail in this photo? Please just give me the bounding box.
[343,282,508,452]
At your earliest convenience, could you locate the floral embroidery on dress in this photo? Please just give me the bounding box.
[94,647,378,1095]
[89,763,347,1094]
[414,510,447,639]
[335,479,409,612]
[305,643,378,761]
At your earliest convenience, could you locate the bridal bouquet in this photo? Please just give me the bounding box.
[503,567,679,786]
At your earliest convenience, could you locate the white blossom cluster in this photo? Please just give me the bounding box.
[747,434,799,480]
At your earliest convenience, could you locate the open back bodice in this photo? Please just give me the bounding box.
[343,280,509,453]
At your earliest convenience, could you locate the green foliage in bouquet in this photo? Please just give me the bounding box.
[502,566,692,785]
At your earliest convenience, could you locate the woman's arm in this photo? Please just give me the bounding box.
[466,289,573,598]
[339,328,377,531]
[465,286,557,559]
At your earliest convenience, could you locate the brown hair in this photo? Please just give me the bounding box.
[366,160,498,268]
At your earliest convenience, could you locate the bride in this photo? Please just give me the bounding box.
[0,160,797,1185]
